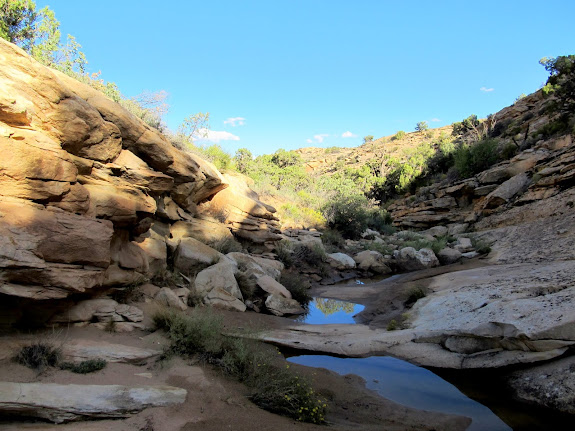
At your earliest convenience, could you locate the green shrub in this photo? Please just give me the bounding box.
[280,272,312,308]
[321,229,345,251]
[404,287,426,306]
[153,308,327,423]
[392,130,406,140]
[322,195,370,239]
[387,320,398,331]
[15,342,61,371]
[471,237,492,255]
[415,121,429,132]
[275,240,294,268]
[453,138,499,178]
[292,243,326,267]
[60,359,107,374]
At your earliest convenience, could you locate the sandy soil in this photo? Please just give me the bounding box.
[0,316,470,431]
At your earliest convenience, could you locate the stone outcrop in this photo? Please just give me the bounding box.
[394,247,439,272]
[0,38,284,326]
[0,382,186,423]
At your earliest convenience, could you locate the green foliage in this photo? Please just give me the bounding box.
[363,135,374,143]
[321,229,345,251]
[153,308,327,423]
[415,121,429,132]
[453,138,499,179]
[515,93,527,103]
[271,149,302,168]
[280,272,312,307]
[386,319,398,331]
[274,240,295,268]
[278,203,326,229]
[452,115,480,136]
[322,195,370,239]
[392,130,406,140]
[540,55,575,117]
[234,148,253,173]
[60,359,106,374]
[292,242,327,267]
[470,236,492,255]
[15,341,61,370]
[404,287,426,306]
[0,0,38,49]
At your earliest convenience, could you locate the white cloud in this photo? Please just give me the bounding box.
[194,128,240,143]
[306,139,313,144]
[341,131,357,138]
[313,134,329,143]
[223,117,246,127]
[480,87,494,92]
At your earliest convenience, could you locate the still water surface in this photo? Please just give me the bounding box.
[289,297,510,431]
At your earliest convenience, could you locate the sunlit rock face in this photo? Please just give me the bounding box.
[0,38,281,326]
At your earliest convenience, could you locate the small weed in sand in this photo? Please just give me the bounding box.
[15,341,61,371]
[60,359,107,374]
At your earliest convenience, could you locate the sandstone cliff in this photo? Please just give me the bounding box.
[0,38,281,328]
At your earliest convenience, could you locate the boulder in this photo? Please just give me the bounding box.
[265,294,305,316]
[395,247,439,272]
[81,177,157,226]
[194,261,244,311]
[0,382,186,423]
[50,299,119,323]
[507,356,575,415]
[326,253,356,270]
[112,149,174,194]
[353,250,392,274]
[173,237,223,275]
[61,339,161,364]
[437,248,462,265]
[205,287,247,312]
[483,173,531,209]
[170,218,234,244]
[226,252,283,280]
[155,287,187,311]
[422,226,448,238]
[0,197,113,269]
[453,237,473,253]
[256,275,292,299]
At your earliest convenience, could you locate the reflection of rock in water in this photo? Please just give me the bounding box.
[314,298,355,316]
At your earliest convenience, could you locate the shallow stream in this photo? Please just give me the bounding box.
[287,297,569,431]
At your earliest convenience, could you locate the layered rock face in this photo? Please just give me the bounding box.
[0,39,279,327]
[388,92,574,231]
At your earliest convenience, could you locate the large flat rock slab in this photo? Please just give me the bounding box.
[0,382,186,423]
[260,261,575,369]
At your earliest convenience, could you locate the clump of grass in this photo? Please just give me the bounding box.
[15,342,61,371]
[280,271,312,308]
[387,319,398,331]
[471,236,492,255]
[153,308,327,423]
[404,287,426,307]
[321,229,345,252]
[293,243,326,267]
[60,359,107,374]
[105,319,117,333]
[275,240,294,268]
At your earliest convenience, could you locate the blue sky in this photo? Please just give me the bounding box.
[38,0,575,155]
